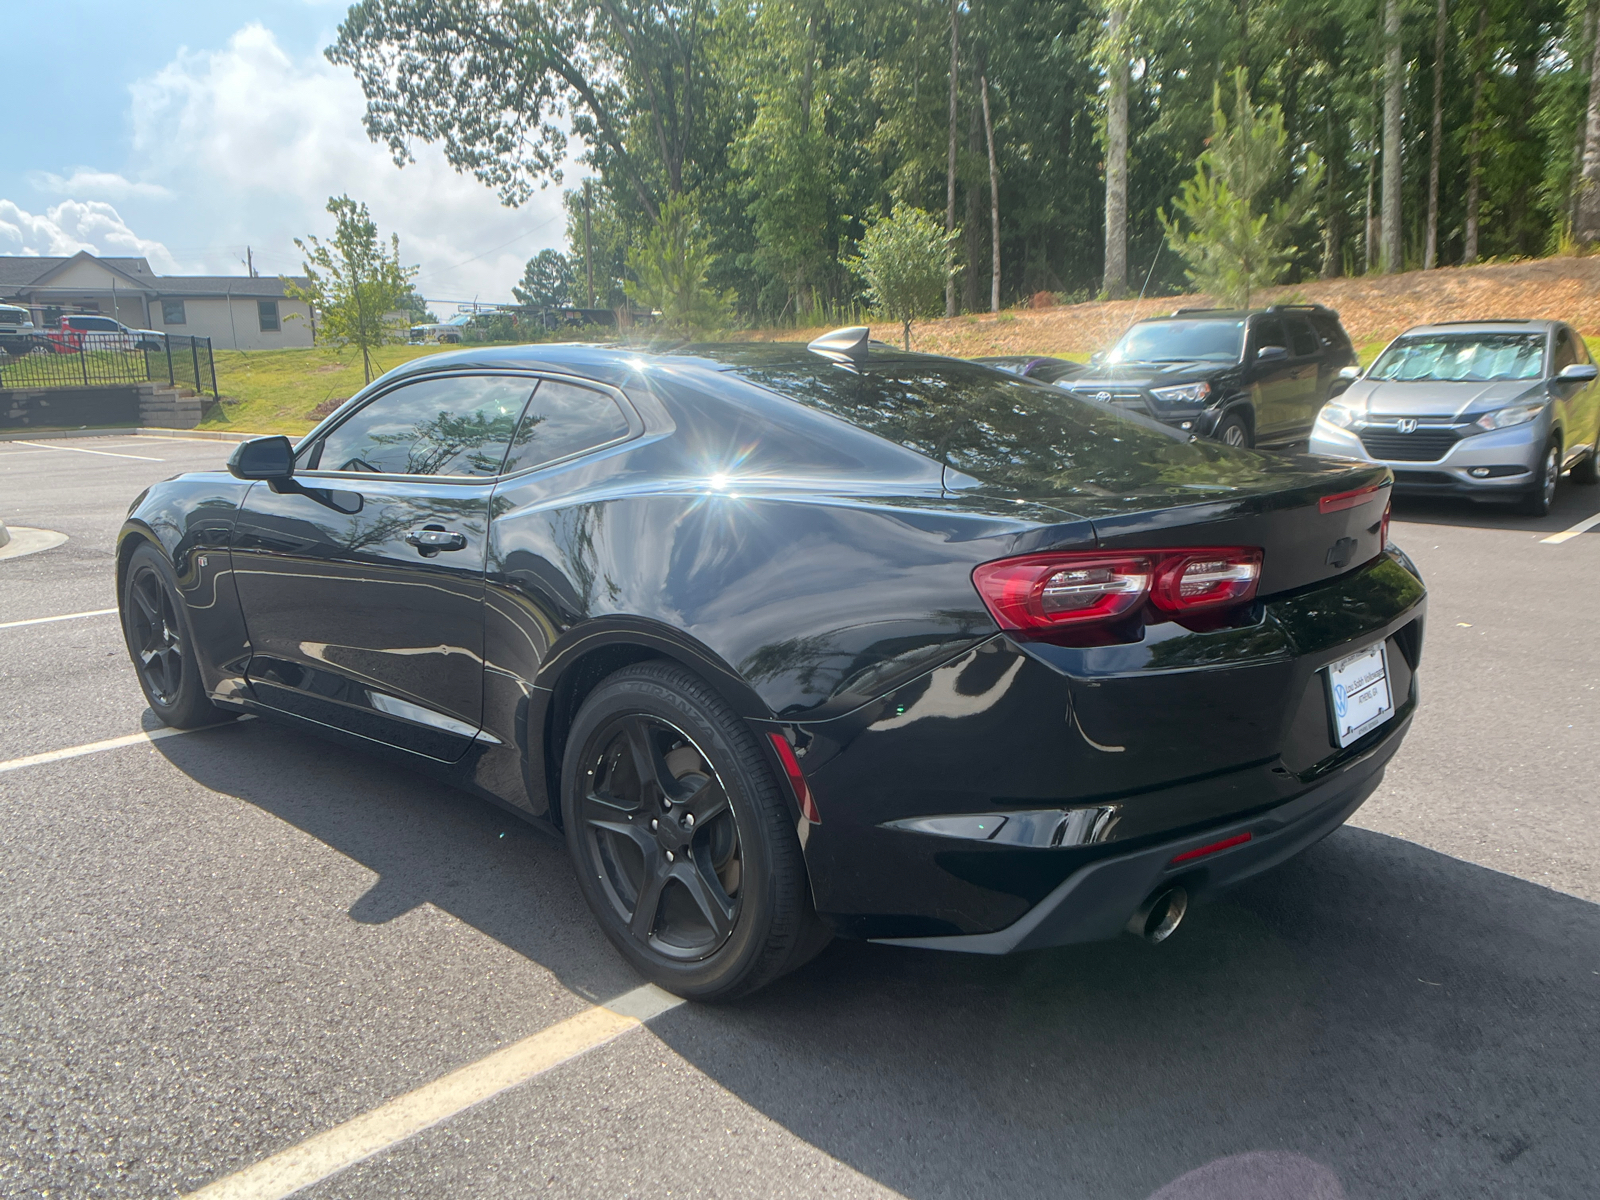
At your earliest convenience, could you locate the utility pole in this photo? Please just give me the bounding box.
[246,246,256,278]
[582,180,595,308]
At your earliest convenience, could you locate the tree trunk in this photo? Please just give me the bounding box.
[1464,6,1486,261]
[1570,2,1597,233]
[1576,0,1600,242]
[1381,0,1404,273]
[582,180,595,307]
[1365,135,1377,274]
[1103,0,1130,299]
[981,71,1001,312]
[1321,89,1343,278]
[1424,0,1447,269]
[945,0,960,317]
[964,90,982,313]
[800,9,815,137]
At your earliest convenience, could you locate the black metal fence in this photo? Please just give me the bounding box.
[0,331,219,401]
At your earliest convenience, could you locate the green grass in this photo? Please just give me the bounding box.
[199,344,464,435]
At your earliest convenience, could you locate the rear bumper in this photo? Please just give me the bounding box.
[871,719,1401,954]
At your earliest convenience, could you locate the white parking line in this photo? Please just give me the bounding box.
[1541,510,1600,544]
[0,607,118,631]
[183,984,684,1200]
[0,719,247,775]
[11,439,164,461]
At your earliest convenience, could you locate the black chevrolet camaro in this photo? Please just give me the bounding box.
[118,329,1424,1000]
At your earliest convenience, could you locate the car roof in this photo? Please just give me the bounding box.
[1399,319,1560,336]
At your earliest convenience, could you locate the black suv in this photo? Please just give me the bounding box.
[1059,304,1359,448]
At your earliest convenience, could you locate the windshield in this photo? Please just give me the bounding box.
[1108,319,1245,364]
[727,356,1302,501]
[1368,333,1546,382]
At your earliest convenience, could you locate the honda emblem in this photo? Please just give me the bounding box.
[1395,418,1418,433]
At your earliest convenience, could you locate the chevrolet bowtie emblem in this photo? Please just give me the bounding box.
[1395,418,1418,433]
[1325,536,1358,568]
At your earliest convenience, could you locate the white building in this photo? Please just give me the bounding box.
[0,251,314,351]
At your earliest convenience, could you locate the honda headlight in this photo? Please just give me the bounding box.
[1475,401,1546,432]
[1149,381,1211,409]
[1317,401,1360,429]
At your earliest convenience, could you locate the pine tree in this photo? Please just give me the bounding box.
[1159,72,1323,307]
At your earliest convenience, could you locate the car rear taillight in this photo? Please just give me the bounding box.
[1150,549,1263,612]
[1380,498,1391,548]
[972,547,1261,635]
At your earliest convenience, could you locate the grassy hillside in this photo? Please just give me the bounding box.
[197,255,1600,436]
[199,344,461,434]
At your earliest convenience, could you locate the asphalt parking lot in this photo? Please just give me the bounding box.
[2,433,1598,1200]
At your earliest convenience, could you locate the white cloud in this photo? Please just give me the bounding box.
[0,198,183,271]
[123,23,571,302]
[29,169,172,200]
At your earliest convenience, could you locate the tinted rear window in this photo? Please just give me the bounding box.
[732,358,1190,497]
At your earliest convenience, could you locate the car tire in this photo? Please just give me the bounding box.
[1518,438,1561,517]
[121,543,231,729]
[1572,436,1600,486]
[560,660,828,1001]
[1214,412,1252,448]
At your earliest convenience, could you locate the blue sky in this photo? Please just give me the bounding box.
[2,3,574,306]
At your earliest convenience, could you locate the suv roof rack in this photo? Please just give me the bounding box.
[1169,307,1238,315]
[1265,303,1336,313]
[1425,318,1535,325]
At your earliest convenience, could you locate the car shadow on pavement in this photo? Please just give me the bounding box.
[1391,487,1600,533]
[157,722,1600,1200]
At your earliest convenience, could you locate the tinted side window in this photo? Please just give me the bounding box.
[1287,318,1318,358]
[1253,318,1286,353]
[501,380,631,474]
[312,375,533,477]
[1553,328,1577,373]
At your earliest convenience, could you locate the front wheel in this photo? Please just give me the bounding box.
[1518,439,1560,516]
[561,661,828,1001]
[121,544,228,729]
[1214,412,1252,448]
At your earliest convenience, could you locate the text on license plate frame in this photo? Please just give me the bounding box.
[1324,641,1394,749]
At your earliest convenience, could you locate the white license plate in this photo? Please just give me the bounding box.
[1325,642,1394,748]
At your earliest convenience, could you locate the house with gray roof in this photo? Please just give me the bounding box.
[0,252,313,350]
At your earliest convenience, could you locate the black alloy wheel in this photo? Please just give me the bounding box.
[1519,439,1560,517]
[561,661,828,1001]
[121,543,226,729]
[1215,413,1251,448]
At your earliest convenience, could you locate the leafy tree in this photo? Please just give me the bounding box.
[400,289,436,324]
[513,249,576,308]
[625,194,737,332]
[1159,73,1323,307]
[286,195,417,384]
[849,204,959,350]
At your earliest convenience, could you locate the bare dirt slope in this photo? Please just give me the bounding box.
[742,255,1600,358]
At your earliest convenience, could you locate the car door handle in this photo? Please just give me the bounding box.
[405,528,468,554]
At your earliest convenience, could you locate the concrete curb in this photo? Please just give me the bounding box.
[0,518,9,550]
[0,426,268,444]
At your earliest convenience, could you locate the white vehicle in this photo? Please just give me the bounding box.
[49,314,167,353]
[0,303,41,356]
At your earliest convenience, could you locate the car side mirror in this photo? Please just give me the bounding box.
[1337,365,1361,380]
[1256,345,1289,362]
[1090,350,1106,364]
[228,435,295,481]
[1557,363,1598,381]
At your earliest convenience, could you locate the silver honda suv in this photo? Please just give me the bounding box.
[1310,319,1600,516]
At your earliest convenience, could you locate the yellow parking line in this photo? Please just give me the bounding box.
[1541,510,1600,544]
[0,607,119,631]
[183,985,683,1200]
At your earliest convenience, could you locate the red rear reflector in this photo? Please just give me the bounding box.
[768,733,821,824]
[1380,497,1392,548]
[1319,483,1384,513]
[1169,831,1252,865]
[972,547,1260,634]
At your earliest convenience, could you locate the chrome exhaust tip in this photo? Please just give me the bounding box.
[1127,886,1188,944]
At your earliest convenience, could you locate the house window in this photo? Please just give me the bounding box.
[258,300,280,332]
[161,299,186,325]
